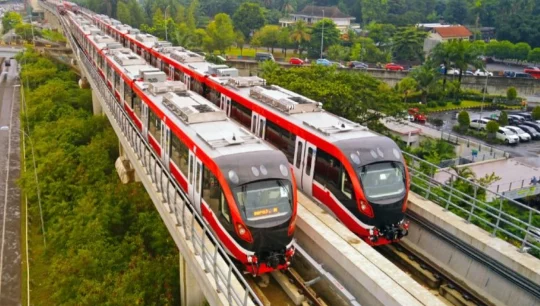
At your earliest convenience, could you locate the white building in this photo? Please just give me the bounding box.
[423,25,472,55]
[279,5,358,34]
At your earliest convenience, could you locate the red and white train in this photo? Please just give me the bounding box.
[63,1,410,245]
[65,10,297,275]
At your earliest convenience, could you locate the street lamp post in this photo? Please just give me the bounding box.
[164,5,170,42]
[480,72,489,120]
[320,10,325,59]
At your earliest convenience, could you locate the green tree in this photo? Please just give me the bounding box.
[307,19,341,58]
[360,0,388,24]
[233,2,266,39]
[351,38,390,63]
[444,0,469,24]
[289,20,310,55]
[486,120,499,138]
[327,44,350,62]
[116,0,131,25]
[528,48,540,63]
[410,63,438,103]
[499,110,508,126]
[457,110,470,133]
[366,22,396,48]
[128,0,145,28]
[507,87,517,101]
[397,77,418,103]
[2,11,22,34]
[186,0,199,29]
[277,27,293,56]
[514,42,531,62]
[15,23,41,41]
[253,25,281,53]
[391,26,428,61]
[532,106,540,120]
[235,30,246,56]
[206,13,235,54]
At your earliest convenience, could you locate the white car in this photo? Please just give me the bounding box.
[505,126,531,142]
[470,118,490,130]
[497,127,520,144]
[474,69,493,77]
[447,68,460,75]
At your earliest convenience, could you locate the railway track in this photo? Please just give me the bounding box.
[247,243,359,306]
[377,243,489,306]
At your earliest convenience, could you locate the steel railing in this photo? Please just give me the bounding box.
[42,3,261,305]
[403,151,540,256]
[440,131,510,159]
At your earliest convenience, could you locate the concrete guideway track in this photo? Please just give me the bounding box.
[0,59,21,305]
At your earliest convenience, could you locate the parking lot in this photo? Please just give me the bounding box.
[428,110,540,158]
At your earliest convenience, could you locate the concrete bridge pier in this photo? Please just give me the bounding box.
[180,254,205,306]
[91,88,102,115]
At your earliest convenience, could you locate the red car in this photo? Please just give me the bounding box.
[289,57,304,66]
[408,108,427,122]
[385,63,405,71]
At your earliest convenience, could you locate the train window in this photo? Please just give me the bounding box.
[230,100,251,128]
[114,72,121,92]
[148,108,161,141]
[295,142,303,168]
[208,88,220,106]
[341,171,353,199]
[170,133,189,175]
[314,149,340,187]
[133,95,142,118]
[175,69,184,82]
[202,167,226,221]
[108,66,114,85]
[265,120,294,163]
[305,147,314,174]
[124,84,133,107]
[192,79,203,94]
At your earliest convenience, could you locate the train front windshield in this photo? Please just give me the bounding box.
[359,162,406,201]
[233,179,292,222]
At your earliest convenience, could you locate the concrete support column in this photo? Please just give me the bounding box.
[116,142,139,184]
[180,253,205,306]
[91,89,103,115]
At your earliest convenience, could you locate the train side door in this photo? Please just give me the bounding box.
[220,94,231,116]
[161,121,170,169]
[120,78,125,104]
[251,112,266,139]
[293,136,316,195]
[184,74,191,90]
[141,103,149,139]
[188,150,203,214]
[169,66,175,80]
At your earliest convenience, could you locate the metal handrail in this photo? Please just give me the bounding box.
[43,3,262,305]
[440,131,510,159]
[403,151,540,256]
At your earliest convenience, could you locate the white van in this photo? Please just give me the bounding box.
[497,127,519,144]
[470,118,490,130]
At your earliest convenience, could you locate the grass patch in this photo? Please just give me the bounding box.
[219,47,299,60]
[427,100,491,112]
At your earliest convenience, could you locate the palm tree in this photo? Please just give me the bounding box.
[450,165,476,181]
[391,27,428,62]
[289,20,310,55]
[430,42,452,90]
[282,0,294,15]
[411,63,439,104]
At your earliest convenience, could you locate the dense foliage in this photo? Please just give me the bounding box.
[18,49,179,304]
[260,61,405,127]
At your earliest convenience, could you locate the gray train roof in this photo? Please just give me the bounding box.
[102,47,274,159]
[91,17,385,145]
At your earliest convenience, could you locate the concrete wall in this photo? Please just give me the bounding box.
[226,60,540,97]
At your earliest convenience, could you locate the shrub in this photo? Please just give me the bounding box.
[427,101,437,108]
[499,111,508,126]
[507,87,517,101]
[437,100,447,107]
[533,106,540,120]
[486,120,499,137]
[457,110,470,132]
[452,99,461,106]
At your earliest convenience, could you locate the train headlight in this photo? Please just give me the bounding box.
[237,224,246,235]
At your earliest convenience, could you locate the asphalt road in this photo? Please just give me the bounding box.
[0,58,21,306]
[428,110,540,158]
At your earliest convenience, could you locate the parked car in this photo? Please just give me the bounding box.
[506,71,534,79]
[521,122,540,133]
[473,69,493,77]
[508,114,526,124]
[385,63,404,71]
[289,57,304,65]
[517,112,532,121]
[408,108,427,122]
[447,68,461,75]
[331,62,346,68]
[316,58,331,66]
[349,61,368,69]
[470,118,490,130]
[255,52,275,62]
[505,126,531,142]
[465,70,474,75]
[507,116,522,126]
[496,127,520,144]
[518,125,540,139]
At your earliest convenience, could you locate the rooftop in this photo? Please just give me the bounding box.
[433,26,472,38]
[294,5,353,19]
